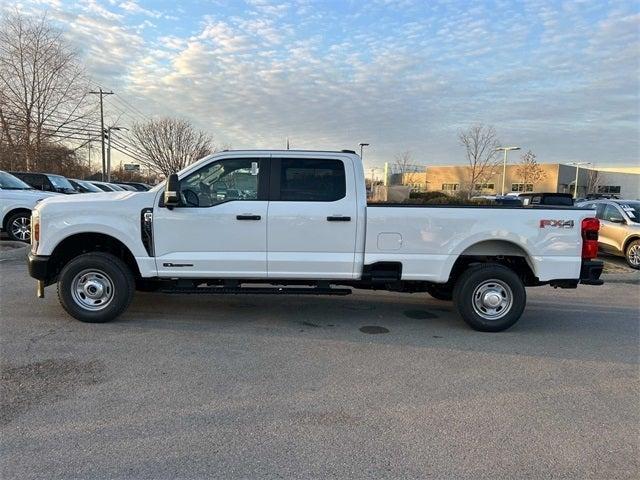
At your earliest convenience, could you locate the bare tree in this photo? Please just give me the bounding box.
[393,151,421,187]
[0,11,95,171]
[586,168,601,195]
[515,150,547,190]
[129,117,213,176]
[458,124,501,197]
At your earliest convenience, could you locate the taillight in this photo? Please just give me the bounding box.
[581,217,599,260]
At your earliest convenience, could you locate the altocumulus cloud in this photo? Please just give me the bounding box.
[3,0,639,166]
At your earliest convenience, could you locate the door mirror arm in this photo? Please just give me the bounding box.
[164,173,181,209]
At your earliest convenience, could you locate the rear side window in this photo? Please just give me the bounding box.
[278,159,346,201]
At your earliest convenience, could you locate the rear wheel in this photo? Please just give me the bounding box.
[453,264,526,332]
[6,211,31,242]
[625,240,640,269]
[57,252,135,323]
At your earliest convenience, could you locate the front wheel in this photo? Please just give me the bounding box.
[625,240,640,269]
[453,264,526,332]
[6,211,31,242]
[57,252,135,323]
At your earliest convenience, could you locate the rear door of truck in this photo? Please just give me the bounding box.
[266,155,359,279]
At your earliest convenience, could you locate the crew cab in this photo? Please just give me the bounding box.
[28,150,603,331]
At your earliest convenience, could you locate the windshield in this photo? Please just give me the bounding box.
[77,180,102,192]
[0,171,33,190]
[618,202,640,224]
[48,174,75,191]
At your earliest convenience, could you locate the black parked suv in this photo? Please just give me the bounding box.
[9,172,78,194]
[518,192,574,206]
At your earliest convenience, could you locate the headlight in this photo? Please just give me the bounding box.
[31,209,40,253]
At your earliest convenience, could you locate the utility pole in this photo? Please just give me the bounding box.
[495,146,521,195]
[89,87,114,181]
[105,126,127,182]
[87,134,92,176]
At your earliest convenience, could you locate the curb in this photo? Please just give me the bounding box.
[0,242,29,260]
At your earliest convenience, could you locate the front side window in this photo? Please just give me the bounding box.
[179,158,260,207]
[278,159,345,201]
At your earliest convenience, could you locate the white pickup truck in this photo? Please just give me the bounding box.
[28,150,603,331]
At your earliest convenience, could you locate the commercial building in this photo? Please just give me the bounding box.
[393,163,640,199]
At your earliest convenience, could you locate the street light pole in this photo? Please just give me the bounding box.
[570,162,591,199]
[495,146,521,195]
[359,142,370,161]
[105,126,128,182]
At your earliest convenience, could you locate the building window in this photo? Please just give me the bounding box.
[474,183,495,191]
[442,183,459,191]
[511,183,533,192]
[597,185,621,194]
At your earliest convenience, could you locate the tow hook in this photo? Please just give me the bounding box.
[37,280,45,298]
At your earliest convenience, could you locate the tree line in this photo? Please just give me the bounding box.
[0,11,212,180]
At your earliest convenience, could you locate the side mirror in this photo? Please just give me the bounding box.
[609,216,625,224]
[164,174,180,208]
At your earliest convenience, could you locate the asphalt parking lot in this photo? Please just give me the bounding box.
[1,252,639,479]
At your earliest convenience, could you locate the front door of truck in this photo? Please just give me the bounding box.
[153,157,269,278]
[266,156,358,279]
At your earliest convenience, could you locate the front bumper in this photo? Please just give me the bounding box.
[28,253,51,282]
[580,259,604,285]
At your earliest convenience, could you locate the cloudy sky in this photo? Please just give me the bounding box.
[4,0,640,169]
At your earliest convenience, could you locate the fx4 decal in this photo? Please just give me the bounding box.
[539,219,575,228]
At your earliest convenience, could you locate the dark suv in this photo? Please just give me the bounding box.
[9,172,78,194]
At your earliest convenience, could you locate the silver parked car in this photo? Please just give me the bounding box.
[578,199,640,269]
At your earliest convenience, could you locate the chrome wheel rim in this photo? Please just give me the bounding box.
[71,269,114,311]
[472,279,513,320]
[628,244,640,266]
[10,216,30,241]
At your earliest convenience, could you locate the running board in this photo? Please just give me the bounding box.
[159,286,352,296]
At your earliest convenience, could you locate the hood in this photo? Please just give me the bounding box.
[39,191,135,204]
[35,190,157,212]
[0,189,60,200]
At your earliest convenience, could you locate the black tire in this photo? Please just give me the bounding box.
[57,252,135,323]
[624,239,640,270]
[5,211,31,242]
[453,264,526,332]
[426,284,453,301]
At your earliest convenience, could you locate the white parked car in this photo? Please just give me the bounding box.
[0,171,59,242]
[28,150,603,332]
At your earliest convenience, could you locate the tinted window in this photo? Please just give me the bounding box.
[279,159,345,201]
[602,204,622,222]
[180,158,260,207]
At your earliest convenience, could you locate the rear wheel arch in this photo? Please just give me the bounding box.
[448,240,538,286]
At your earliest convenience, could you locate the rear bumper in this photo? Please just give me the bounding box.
[580,259,604,285]
[28,253,51,281]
